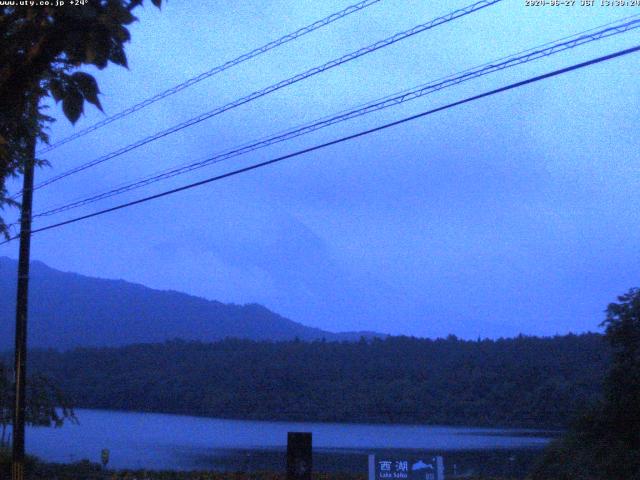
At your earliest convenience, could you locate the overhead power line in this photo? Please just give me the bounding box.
[19,0,502,198]
[3,43,638,246]
[30,15,640,220]
[37,0,384,155]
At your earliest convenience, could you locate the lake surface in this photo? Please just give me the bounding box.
[23,409,552,474]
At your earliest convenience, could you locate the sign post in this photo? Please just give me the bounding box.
[101,449,110,469]
[287,432,312,480]
[368,454,444,480]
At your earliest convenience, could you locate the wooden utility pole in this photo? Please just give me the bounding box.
[12,113,36,480]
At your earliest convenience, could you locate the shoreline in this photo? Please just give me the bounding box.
[2,446,543,479]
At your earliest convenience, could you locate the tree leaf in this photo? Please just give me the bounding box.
[127,0,144,11]
[71,71,102,111]
[48,78,65,103]
[112,25,131,43]
[87,30,112,69]
[109,42,128,68]
[62,90,84,124]
[106,1,136,25]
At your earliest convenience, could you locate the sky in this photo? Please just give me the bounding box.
[2,0,640,339]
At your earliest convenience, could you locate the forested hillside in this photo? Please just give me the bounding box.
[0,257,381,348]
[22,333,609,429]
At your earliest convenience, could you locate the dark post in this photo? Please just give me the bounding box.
[286,432,312,480]
[12,124,36,480]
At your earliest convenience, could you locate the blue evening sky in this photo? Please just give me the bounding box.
[2,0,639,338]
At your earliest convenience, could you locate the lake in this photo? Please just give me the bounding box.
[23,409,553,476]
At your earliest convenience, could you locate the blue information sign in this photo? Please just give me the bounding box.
[368,455,444,480]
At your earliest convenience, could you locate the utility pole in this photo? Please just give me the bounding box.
[12,100,37,480]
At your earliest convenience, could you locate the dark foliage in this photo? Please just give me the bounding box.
[0,361,75,448]
[21,333,608,429]
[0,449,366,480]
[0,0,162,237]
[531,288,640,480]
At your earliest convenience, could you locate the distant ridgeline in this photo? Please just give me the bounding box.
[20,334,608,429]
[0,256,382,348]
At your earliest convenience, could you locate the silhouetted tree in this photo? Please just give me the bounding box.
[601,288,640,450]
[532,288,640,479]
[0,0,162,237]
[0,361,75,448]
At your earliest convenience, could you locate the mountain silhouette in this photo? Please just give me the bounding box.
[0,256,383,350]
